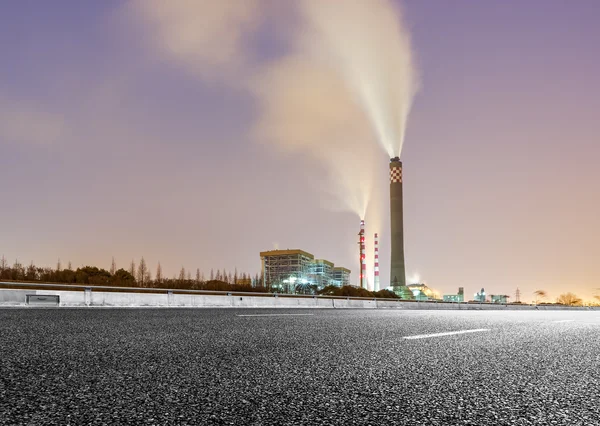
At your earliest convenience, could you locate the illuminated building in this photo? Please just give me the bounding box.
[332,267,351,287]
[490,294,509,304]
[443,287,465,303]
[260,249,350,294]
[407,283,437,301]
[474,288,486,302]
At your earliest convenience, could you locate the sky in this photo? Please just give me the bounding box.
[1,0,599,303]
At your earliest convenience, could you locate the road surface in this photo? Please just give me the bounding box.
[0,309,598,425]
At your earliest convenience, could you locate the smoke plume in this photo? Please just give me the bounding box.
[297,0,418,158]
[128,0,417,221]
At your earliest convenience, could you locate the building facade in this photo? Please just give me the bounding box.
[260,249,350,294]
[332,267,351,287]
[443,287,465,303]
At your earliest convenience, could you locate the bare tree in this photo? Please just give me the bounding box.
[179,266,186,283]
[556,292,582,306]
[195,268,200,283]
[67,261,72,270]
[234,268,238,285]
[137,257,149,287]
[56,258,61,272]
[156,262,163,286]
[110,257,116,275]
[129,260,136,280]
[186,271,191,281]
[534,290,547,304]
[210,268,214,281]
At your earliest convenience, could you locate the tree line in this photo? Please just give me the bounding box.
[0,255,267,292]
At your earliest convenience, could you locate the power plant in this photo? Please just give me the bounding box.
[389,157,406,293]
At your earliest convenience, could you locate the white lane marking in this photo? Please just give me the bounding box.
[236,314,315,317]
[403,329,490,340]
[553,320,574,323]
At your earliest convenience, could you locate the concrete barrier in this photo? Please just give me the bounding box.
[0,288,596,311]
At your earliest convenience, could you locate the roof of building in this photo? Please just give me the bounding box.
[259,249,315,259]
[314,259,334,267]
[332,267,351,273]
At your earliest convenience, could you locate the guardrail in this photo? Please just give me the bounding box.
[0,281,534,305]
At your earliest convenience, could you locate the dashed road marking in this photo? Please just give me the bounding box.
[552,320,574,323]
[403,329,490,340]
[236,314,315,317]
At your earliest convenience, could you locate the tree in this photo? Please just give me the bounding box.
[155,262,163,285]
[129,260,136,280]
[137,257,149,287]
[234,268,238,285]
[111,268,135,286]
[210,268,214,281]
[534,290,547,304]
[196,268,200,283]
[25,261,37,281]
[179,267,186,283]
[556,292,582,306]
[110,257,116,275]
[67,261,72,270]
[56,258,61,272]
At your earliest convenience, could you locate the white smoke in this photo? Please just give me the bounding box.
[128,0,417,219]
[298,0,418,158]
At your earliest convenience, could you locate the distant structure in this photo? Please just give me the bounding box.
[260,249,351,294]
[443,287,465,303]
[515,288,521,303]
[474,288,486,302]
[490,294,509,304]
[407,283,437,301]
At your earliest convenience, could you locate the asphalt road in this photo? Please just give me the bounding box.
[0,309,598,425]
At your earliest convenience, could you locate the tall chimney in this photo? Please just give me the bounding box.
[374,233,380,292]
[358,220,366,288]
[390,157,406,292]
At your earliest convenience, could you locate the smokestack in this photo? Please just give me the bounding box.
[358,220,366,288]
[390,157,406,292]
[374,233,380,292]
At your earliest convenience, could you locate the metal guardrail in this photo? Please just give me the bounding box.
[0,281,537,305]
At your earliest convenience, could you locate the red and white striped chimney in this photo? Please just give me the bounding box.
[374,233,380,291]
[359,220,366,289]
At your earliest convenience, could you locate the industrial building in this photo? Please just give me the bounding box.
[474,288,486,302]
[443,287,465,303]
[490,294,509,304]
[260,249,351,294]
[311,259,334,289]
[407,283,438,301]
[332,267,351,287]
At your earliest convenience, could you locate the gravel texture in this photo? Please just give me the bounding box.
[0,309,598,425]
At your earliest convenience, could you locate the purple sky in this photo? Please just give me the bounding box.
[1,1,599,302]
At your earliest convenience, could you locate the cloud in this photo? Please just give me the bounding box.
[126,0,265,81]
[123,0,414,220]
[0,98,65,145]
